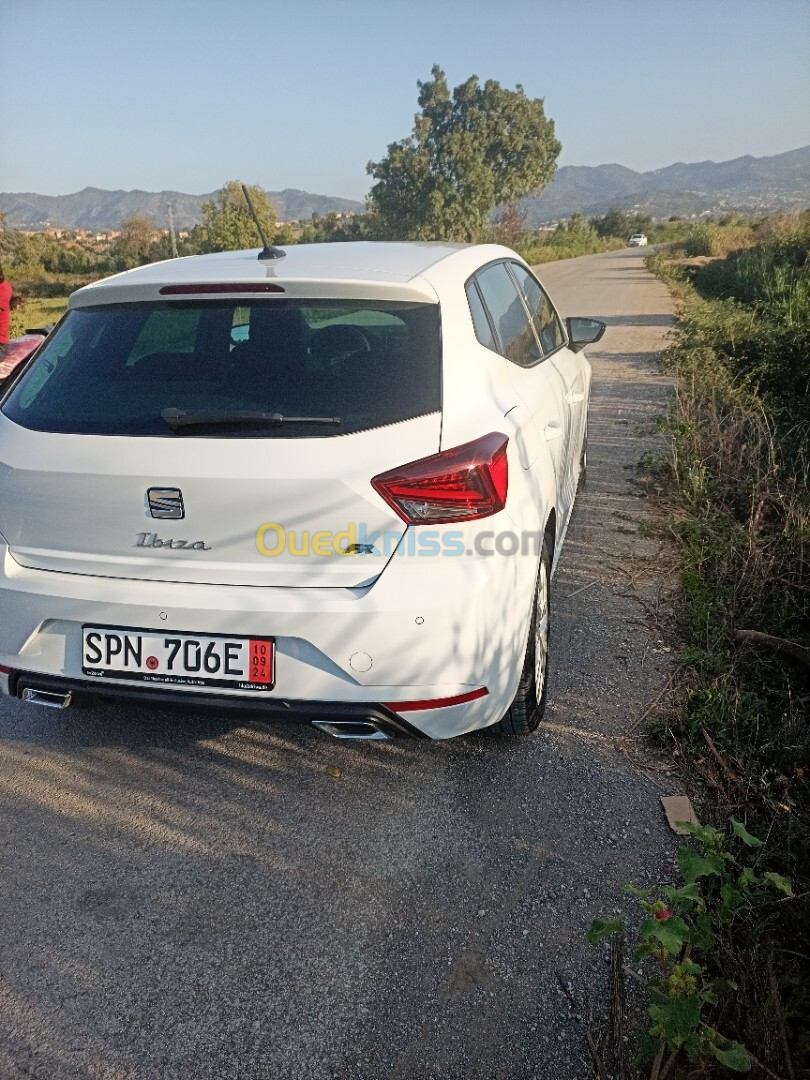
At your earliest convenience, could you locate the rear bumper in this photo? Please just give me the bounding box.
[0,534,536,739]
[5,670,428,738]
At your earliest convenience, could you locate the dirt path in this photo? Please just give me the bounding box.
[0,249,678,1080]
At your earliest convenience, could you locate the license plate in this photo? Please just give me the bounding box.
[82,626,274,691]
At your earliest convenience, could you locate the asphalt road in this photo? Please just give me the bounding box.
[1,248,678,1080]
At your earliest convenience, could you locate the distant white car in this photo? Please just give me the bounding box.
[628,233,648,247]
[0,242,604,741]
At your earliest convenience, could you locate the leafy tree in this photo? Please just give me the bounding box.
[554,212,596,240]
[630,212,652,233]
[298,211,370,245]
[367,66,561,242]
[147,231,196,263]
[0,213,27,266]
[591,207,632,239]
[591,206,652,238]
[591,207,653,239]
[42,243,98,275]
[112,214,159,267]
[190,180,289,254]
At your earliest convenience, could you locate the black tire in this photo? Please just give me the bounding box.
[492,539,551,737]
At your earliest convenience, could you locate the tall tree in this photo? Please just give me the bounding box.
[191,181,286,253]
[367,66,561,242]
[113,214,159,266]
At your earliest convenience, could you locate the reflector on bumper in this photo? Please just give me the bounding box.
[383,687,488,713]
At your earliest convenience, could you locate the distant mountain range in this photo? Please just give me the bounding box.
[0,187,364,231]
[1,147,808,230]
[520,146,810,222]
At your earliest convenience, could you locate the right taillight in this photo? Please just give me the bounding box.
[371,433,509,525]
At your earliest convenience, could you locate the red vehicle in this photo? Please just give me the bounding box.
[0,329,51,388]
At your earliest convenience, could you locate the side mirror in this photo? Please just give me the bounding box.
[566,317,606,353]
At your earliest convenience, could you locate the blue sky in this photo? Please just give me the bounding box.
[4,0,809,200]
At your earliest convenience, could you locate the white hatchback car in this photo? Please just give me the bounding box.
[627,233,648,247]
[0,243,604,740]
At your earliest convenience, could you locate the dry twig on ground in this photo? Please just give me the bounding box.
[701,727,741,786]
[734,629,810,670]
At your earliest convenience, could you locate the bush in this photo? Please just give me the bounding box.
[645,216,810,1073]
[682,221,758,259]
[588,819,795,1077]
[683,224,714,257]
[685,215,810,432]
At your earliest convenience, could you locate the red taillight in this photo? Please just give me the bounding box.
[371,433,509,525]
[158,283,285,295]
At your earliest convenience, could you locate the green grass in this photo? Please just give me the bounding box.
[517,234,625,264]
[9,295,69,338]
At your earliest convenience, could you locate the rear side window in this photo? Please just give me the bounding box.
[474,263,540,368]
[465,281,497,351]
[2,299,442,438]
[508,262,566,354]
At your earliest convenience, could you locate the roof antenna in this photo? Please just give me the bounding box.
[241,183,285,261]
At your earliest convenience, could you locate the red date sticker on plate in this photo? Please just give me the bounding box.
[249,639,273,684]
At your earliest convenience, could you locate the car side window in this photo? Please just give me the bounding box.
[508,262,566,355]
[465,280,497,351]
[474,262,540,368]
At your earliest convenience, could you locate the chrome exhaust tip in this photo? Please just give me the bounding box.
[311,719,391,740]
[21,687,73,709]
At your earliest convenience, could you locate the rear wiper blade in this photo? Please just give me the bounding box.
[162,408,341,431]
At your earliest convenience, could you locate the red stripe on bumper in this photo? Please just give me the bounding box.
[383,687,488,713]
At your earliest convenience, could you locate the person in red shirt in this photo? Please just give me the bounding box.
[0,265,14,361]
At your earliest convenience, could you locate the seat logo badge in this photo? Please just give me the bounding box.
[147,487,184,519]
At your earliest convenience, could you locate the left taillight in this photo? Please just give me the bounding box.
[371,432,509,526]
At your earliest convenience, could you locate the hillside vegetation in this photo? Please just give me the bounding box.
[646,213,809,1075]
[3,146,807,230]
[2,197,665,332]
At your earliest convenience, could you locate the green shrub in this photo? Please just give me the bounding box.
[517,234,624,265]
[684,224,714,257]
[589,819,794,1076]
[684,217,810,432]
[682,222,756,259]
[645,216,810,1073]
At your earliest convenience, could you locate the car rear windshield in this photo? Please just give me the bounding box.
[1,298,442,437]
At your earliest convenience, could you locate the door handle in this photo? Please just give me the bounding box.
[566,391,585,404]
[543,420,563,442]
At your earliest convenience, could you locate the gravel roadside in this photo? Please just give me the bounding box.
[0,248,679,1079]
